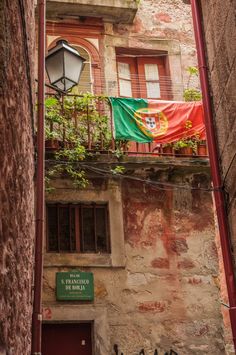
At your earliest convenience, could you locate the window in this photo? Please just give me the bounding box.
[47,203,110,253]
[144,63,160,98]
[72,46,93,94]
[116,52,170,99]
[117,62,132,97]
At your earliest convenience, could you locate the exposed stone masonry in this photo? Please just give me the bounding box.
[43,159,224,354]
[200,1,236,353]
[0,1,35,354]
[114,0,198,87]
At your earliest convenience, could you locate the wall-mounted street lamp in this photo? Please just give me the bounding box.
[45,39,86,92]
[32,17,87,352]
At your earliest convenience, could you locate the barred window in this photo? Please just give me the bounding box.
[46,203,110,253]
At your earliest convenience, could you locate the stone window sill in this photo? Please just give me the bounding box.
[44,252,126,268]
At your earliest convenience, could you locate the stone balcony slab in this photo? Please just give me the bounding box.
[46,0,138,23]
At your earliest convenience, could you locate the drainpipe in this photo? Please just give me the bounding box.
[32,0,45,354]
[190,0,236,350]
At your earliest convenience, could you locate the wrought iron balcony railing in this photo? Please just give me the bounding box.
[44,93,208,158]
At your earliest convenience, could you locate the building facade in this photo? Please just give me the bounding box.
[199,1,236,275]
[183,1,236,353]
[0,0,35,354]
[41,1,226,354]
[43,161,224,354]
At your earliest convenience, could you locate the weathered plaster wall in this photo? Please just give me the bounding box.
[45,0,199,98]
[43,160,224,354]
[0,0,35,354]
[116,0,197,78]
[104,0,199,98]
[199,1,236,353]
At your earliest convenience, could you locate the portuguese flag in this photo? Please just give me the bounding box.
[109,97,205,144]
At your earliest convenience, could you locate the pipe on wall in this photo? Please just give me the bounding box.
[32,0,45,354]
[190,0,236,350]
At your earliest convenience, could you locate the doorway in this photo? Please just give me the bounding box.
[42,322,93,355]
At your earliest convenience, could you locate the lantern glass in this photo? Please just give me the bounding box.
[45,50,64,86]
[64,51,84,88]
[46,40,86,92]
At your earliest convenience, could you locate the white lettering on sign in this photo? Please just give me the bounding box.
[65,279,89,285]
[71,285,85,291]
[70,273,83,278]
[57,272,94,301]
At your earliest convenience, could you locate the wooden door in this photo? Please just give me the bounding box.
[42,323,92,355]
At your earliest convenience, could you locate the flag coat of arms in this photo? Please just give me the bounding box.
[109,97,205,144]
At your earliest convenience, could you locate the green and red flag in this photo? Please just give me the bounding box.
[109,97,205,143]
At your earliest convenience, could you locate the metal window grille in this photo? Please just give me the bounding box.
[46,203,110,253]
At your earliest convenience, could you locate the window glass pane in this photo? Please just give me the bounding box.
[118,62,131,79]
[47,206,58,251]
[146,82,161,99]
[144,64,159,81]
[96,207,108,252]
[59,207,70,251]
[76,63,92,93]
[72,46,92,94]
[119,79,132,97]
[81,207,95,252]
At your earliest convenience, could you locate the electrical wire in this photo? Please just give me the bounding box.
[82,163,213,191]
[226,192,236,213]
[44,55,197,97]
[45,159,213,192]
[222,151,236,187]
[44,73,186,97]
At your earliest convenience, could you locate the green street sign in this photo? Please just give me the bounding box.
[56,271,94,301]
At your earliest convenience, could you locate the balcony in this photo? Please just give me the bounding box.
[46,0,138,24]
[44,93,208,158]
[43,92,208,189]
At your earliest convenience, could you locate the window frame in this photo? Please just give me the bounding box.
[116,55,170,99]
[117,57,140,98]
[46,202,111,254]
[44,181,126,268]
